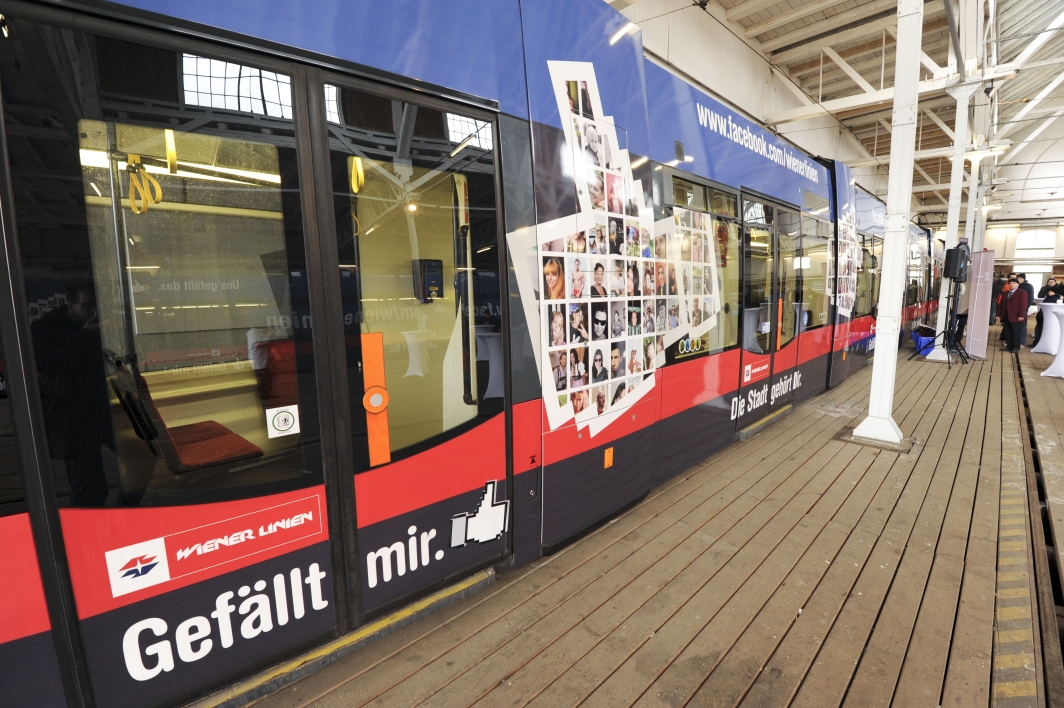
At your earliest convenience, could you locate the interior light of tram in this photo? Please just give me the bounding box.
[78,148,282,185]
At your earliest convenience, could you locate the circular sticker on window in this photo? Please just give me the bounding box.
[273,410,296,432]
[265,404,300,438]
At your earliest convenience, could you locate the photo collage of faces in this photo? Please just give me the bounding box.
[542,224,659,422]
[835,207,859,317]
[671,206,721,338]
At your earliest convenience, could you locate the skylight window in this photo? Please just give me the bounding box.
[446,114,492,152]
[182,54,292,119]
[325,84,342,124]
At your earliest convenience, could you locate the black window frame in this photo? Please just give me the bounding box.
[660,166,741,361]
[0,3,510,706]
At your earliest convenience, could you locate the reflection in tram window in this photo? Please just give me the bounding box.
[1,25,322,506]
[800,216,833,329]
[743,199,774,355]
[778,210,800,348]
[673,177,705,212]
[708,219,740,351]
[326,85,500,465]
[856,247,876,317]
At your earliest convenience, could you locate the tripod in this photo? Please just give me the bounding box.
[931,278,969,368]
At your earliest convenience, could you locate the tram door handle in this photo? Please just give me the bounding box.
[361,332,391,467]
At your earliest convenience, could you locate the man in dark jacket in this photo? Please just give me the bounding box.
[31,281,113,507]
[1017,274,1036,345]
[999,278,1029,352]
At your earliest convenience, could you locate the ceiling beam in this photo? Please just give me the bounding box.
[999,109,1064,163]
[923,107,955,140]
[822,46,878,94]
[1011,8,1064,68]
[759,0,899,55]
[847,145,955,167]
[765,74,955,124]
[726,0,787,23]
[884,25,944,76]
[769,2,944,66]
[996,66,1064,140]
[744,0,850,39]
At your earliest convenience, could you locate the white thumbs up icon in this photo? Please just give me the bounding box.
[450,481,510,547]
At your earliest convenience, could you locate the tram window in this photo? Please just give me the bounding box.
[0,353,27,517]
[325,84,500,465]
[708,218,740,351]
[708,189,737,219]
[743,201,773,354]
[1,21,323,506]
[673,177,706,212]
[778,210,800,348]
[856,246,875,317]
[800,216,832,329]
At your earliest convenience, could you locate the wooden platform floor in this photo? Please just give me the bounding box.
[257,344,1041,708]
[1018,343,1064,646]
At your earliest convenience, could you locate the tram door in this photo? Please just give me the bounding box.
[319,78,510,618]
[736,199,800,427]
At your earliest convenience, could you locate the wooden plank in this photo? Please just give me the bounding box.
[940,347,1004,707]
[253,357,947,708]
[575,448,882,707]
[838,360,984,708]
[715,363,968,708]
[466,367,933,708]
[890,349,995,706]
[786,361,981,707]
[660,450,885,708]
[994,352,1042,708]
[425,446,865,708]
[519,443,863,708]
[1017,347,1064,584]
[330,387,879,707]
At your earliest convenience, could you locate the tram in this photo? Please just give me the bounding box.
[0,1,941,706]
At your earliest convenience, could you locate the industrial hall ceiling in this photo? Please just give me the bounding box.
[615,0,1064,226]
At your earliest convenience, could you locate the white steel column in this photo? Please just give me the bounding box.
[926,81,979,362]
[852,0,927,444]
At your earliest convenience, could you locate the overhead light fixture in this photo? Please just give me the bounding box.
[365,226,375,236]
[0,15,9,39]
[164,129,177,174]
[407,203,418,213]
[476,245,493,253]
[449,136,474,157]
[609,22,638,45]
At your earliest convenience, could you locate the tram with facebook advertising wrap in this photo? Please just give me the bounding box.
[0,1,941,706]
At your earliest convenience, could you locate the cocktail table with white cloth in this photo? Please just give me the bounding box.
[1039,304,1064,378]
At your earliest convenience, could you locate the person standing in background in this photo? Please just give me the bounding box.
[1017,274,1036,346]
[999,278,1028,352]
[991,271,1007,325]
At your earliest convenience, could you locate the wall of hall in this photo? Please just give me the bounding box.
[983,224,1064,283]
[620,0,888,197]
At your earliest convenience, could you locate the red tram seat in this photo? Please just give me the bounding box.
[251,339,299,409]
[107,355,263,474]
